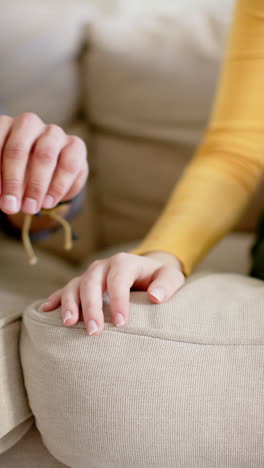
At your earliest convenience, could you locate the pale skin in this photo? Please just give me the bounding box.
[0,113,185,334]
[0,113,88,226]
[42,251,186,336]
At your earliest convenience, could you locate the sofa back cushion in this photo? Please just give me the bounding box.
[83,9,264,250]
[0,1,95,127]
[0,237,75,453]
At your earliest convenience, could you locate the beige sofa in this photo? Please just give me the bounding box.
[1,2,264,467]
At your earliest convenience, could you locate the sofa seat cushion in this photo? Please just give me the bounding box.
[0,237,74,299]
[0,237,75,454]
[0,423,68,467]
[0,293,33,455]
[20,231,264,467]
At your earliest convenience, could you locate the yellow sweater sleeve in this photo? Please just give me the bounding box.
[131,0,264,277]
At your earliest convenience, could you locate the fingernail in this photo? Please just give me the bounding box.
[150,288,165,302]
[115,313,126,327]
[23,197,38,214]
[63,310,72,324]
[2,194,18,213]
[88,320,99,335]
[42,302,51,311]
[43,194,55,209]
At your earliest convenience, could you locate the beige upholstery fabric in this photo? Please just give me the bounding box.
[0,420,34,456]
[83,11,264,250]
[0,237,74,299]
[0,237,75,454]
[0,294,33,455]
[0,1,95,126]
[20,235,263,467]
[0,423,68,468]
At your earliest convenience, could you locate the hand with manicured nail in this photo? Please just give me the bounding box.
[42,251,185,336]
[0,113,88,215]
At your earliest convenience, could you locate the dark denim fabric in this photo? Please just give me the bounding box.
[0,188,85,243]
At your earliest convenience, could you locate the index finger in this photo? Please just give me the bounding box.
[79,261,109,336]
[1,113,44,214]
[106,254,138,327]
[0,115,13,194]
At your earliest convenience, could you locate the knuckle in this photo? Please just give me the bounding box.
[35,146,56,164]
[68,276,80,288]
[91,259,101,268]
[5,141,26,159]
[0,114,12,125]
[107,271,124,285]
[68,136,87,158]
[20,112,41,125]
[111,252,128,264]
[46,124,64,135]
[109,292,123,303]
[48,181,65,199]
[63,278,76,292]
[86,260,102,274]
[80,278,93,291]
[60,154,79,173]
[68,135,84,147]
[27,181,44,198]
[83,298,97,311]
[62,298,73,311]
[105,282,123,301]
[4,178,21,193]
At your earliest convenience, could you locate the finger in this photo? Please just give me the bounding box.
[106,253,137,327]
[62,166,88,202]
[1,113,44,214]
[0,115,13,195]
[42,288,62,311]
[42,136,87,209]
[79,260,109,336]
[22,124,67,214]
[60,277,81,326]
[147,266,185,303]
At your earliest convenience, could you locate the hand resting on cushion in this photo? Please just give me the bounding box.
[42,251,185,335]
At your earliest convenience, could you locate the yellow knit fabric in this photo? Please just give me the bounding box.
[131,0,264,277]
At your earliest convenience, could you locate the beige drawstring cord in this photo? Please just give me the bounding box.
[22,214,38,265]
[22,204,73,265]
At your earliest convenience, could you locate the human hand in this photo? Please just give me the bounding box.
[42,251,185,336]
[0,113,88,215]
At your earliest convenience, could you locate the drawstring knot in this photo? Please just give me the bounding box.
[22,203,74,265]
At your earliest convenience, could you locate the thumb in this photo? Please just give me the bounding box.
[147,266,185,304]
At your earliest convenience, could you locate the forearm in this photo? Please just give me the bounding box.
[132,0,264,276]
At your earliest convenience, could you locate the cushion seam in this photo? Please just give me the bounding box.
[0,318,21,329]
[23,316,264,347]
